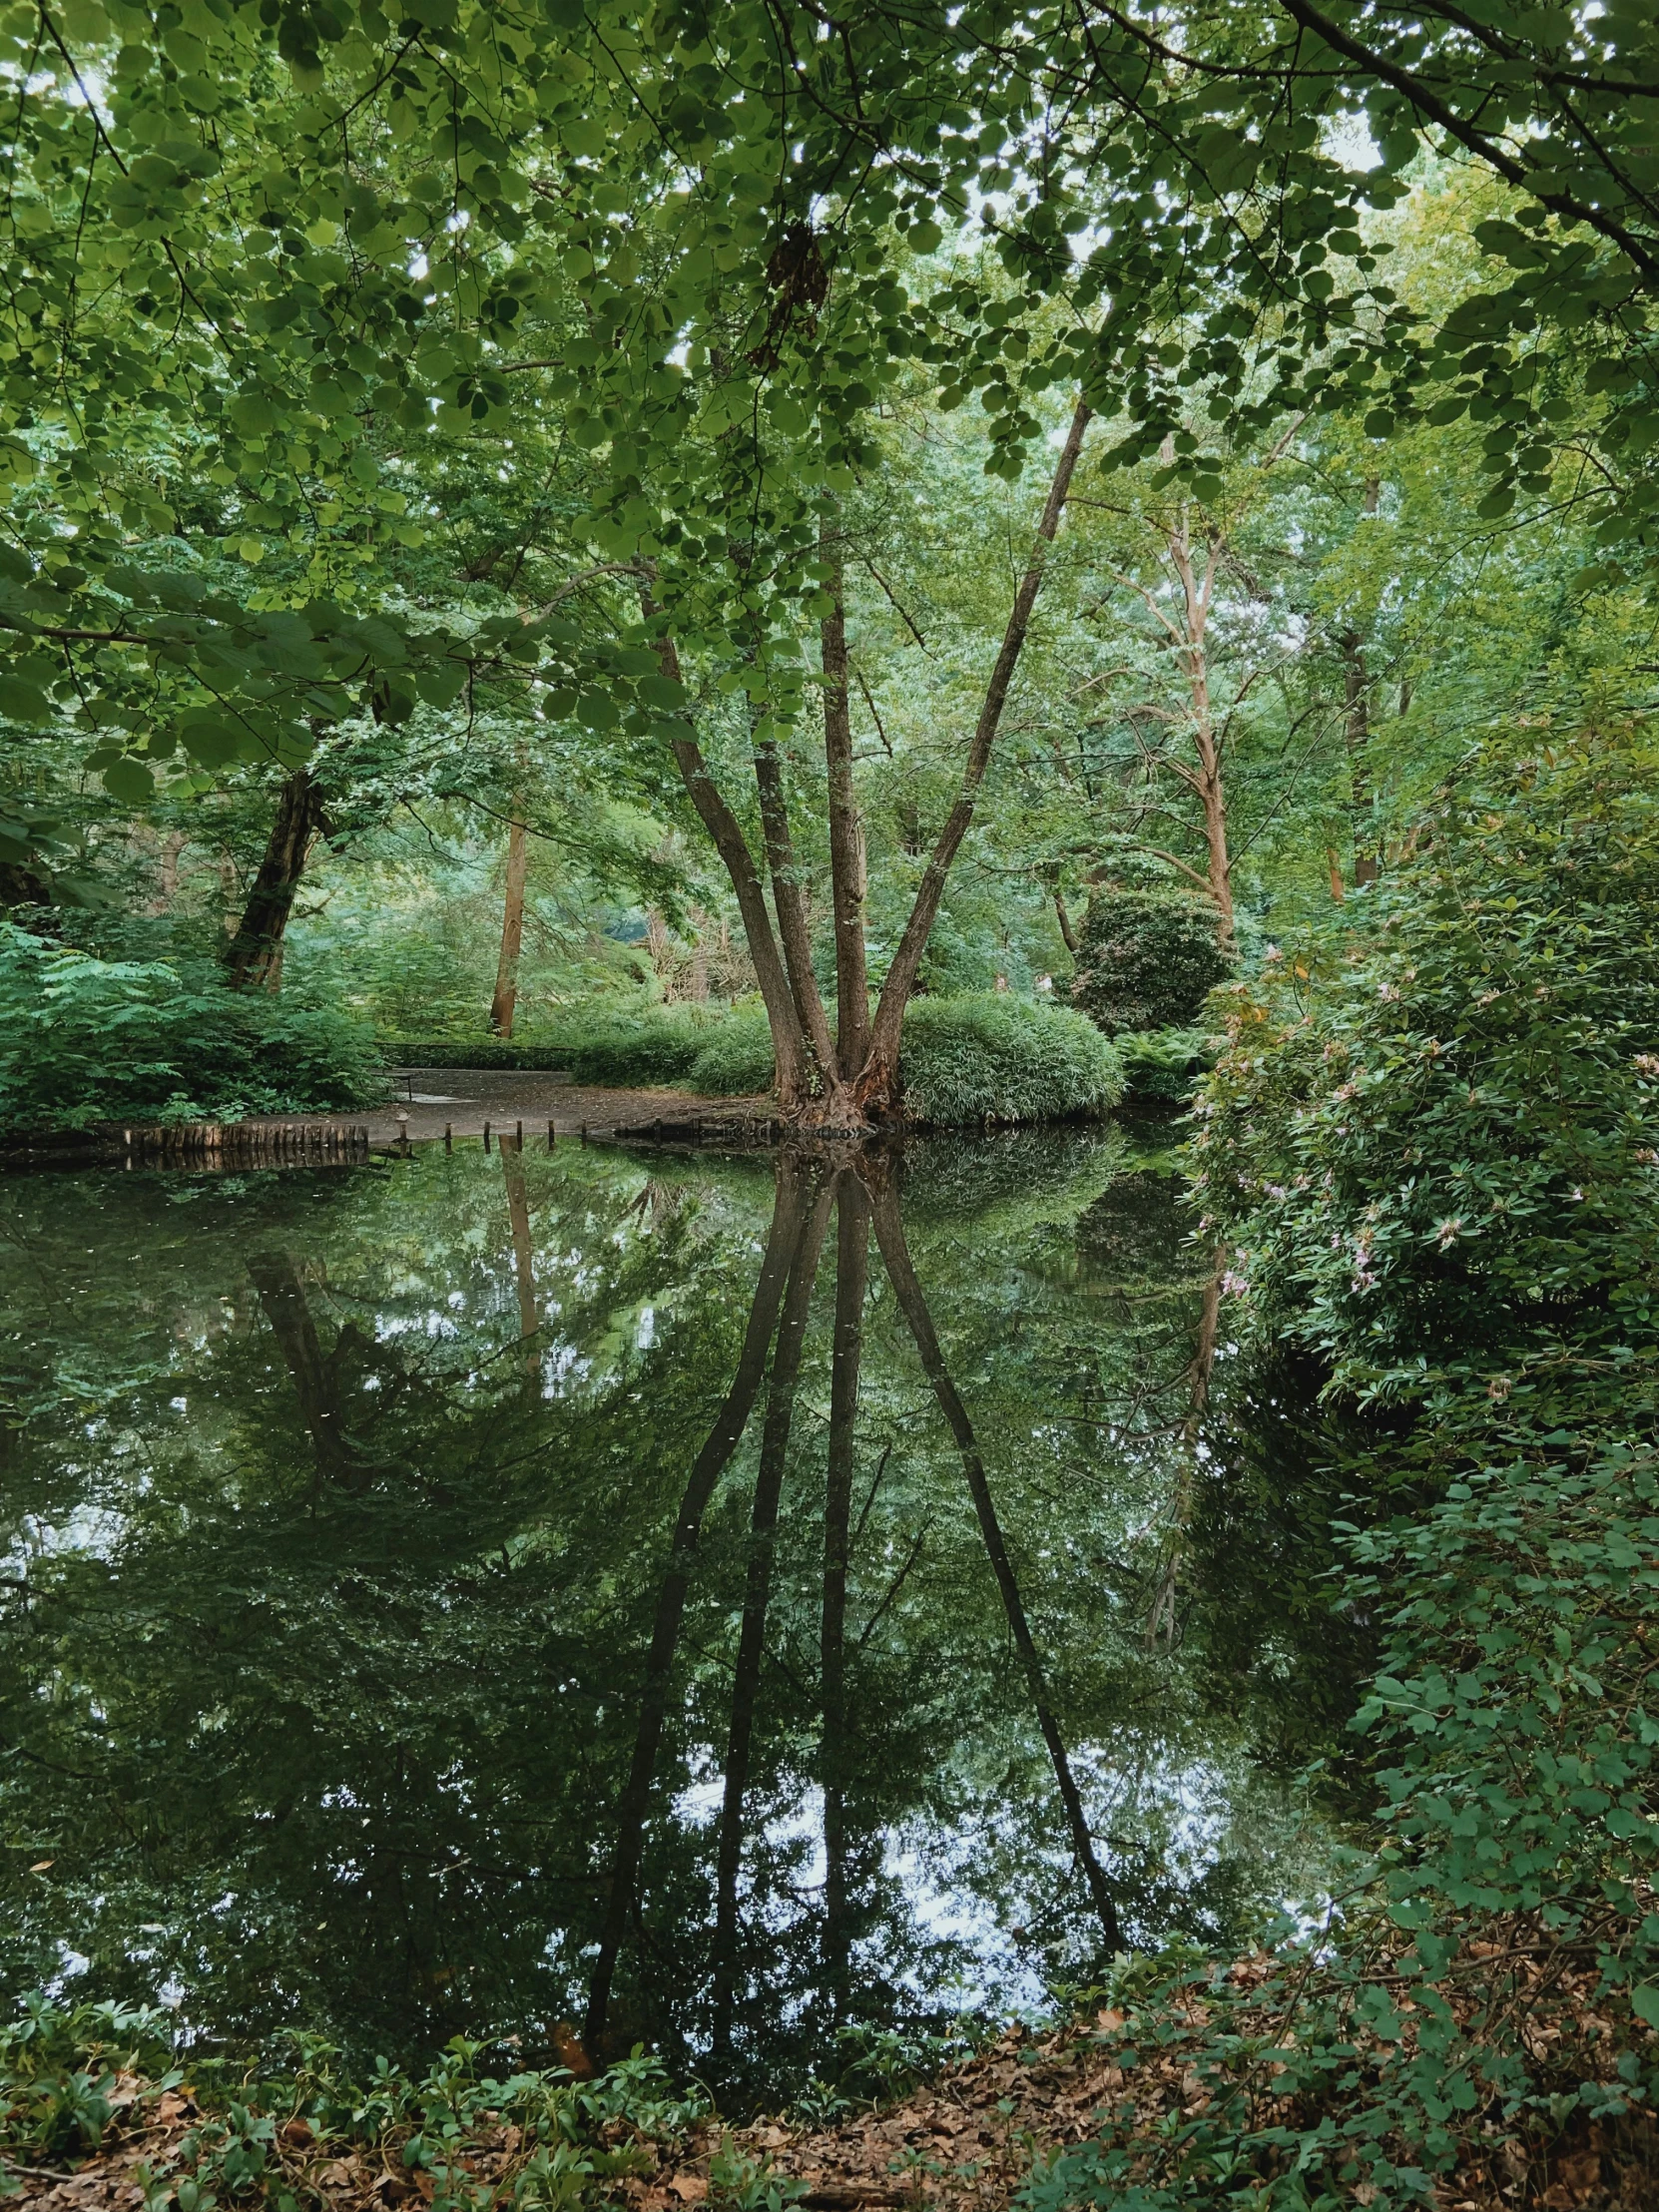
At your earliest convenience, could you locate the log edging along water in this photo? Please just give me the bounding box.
[0,1120,374,1170]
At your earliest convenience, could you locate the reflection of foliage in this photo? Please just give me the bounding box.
[0,1135,1338,2112]
[1070,891,1234,1039]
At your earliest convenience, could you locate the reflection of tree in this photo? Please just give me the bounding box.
[821,1171,868,2013]
[586,1154,822,2051]
[247,1250,373,1490]
[500,1137,541,1391]
[712,1174,833,2057]
[865,1167,1123,1956]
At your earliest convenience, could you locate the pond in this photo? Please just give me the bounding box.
[0,1129,1358,2110]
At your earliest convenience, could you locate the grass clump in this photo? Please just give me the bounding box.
[0,923,382,1135]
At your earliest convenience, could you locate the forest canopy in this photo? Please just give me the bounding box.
[6,0,1659,1125]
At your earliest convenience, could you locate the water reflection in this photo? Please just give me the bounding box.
[0,1132,1339,2105]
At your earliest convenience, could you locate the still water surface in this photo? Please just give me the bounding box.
[0,1130,1348,2105]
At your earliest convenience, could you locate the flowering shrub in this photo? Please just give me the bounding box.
[1194,736,1659,1402]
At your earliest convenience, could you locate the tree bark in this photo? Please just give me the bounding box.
[821,525,869,1080]
[1342,630,1380,886]
[489,811,529,1037]
[1052,886,1079,956]
[866,1170,1122,1954]
[643,603,814,1109]
[753,731,838,1083]
[858,401,1093,1116]
[225,768,326,990]
[585,1157,817,2053]
[712,1176,833,2056]
[822,1170,868,2010]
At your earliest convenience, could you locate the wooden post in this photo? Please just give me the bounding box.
[445,1123,453,1151]
[483,1121,492,1152]
[516,1119,523,1150]
[547,1119,556,1150]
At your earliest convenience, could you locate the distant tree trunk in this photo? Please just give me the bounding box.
[867,1169,1122,1953]
[586,1157,817,2054]
[856,400,1093,1119]
[1342,630,1380,886]
[713,1175,833,2056]
[489,811,529,1038]
[1159,508,1236,949]
[822,1171,868,2010]
[1052,886,1079,956]
[821,524,870,1081]
[225,768,326,990]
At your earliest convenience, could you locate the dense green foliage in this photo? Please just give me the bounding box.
[899,995,1123,1128]
[1070,894,1234,1039]
[0,923,380,1133]
[1021,734,1659,2206]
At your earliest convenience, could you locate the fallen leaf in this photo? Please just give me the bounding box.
[669,2176,708,2202]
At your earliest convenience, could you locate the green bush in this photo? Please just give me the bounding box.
[686,999,776,1095]
[898,992,1124,1125]
[1114,1026,1213,1103]
[0,923,383,1134]
[1196,737,1659,1399]
[1070,887,1234,1035]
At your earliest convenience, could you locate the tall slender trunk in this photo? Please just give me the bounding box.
[713,1177,833,2057]
[821,523,869,1080]
[225,768,326,990]
[866,1171,1122,1953]
[585,1157,816,2052]
[1052,885,1079,956]
[753,730,838,1083]
[822,1171,868,2009]
[858,401,1093,1116]
[1342,629,1380,886]
[642,595,814,1109]
[490,811,529,1037]
[1163,513,1235,948]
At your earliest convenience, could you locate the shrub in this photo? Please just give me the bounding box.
[1070,887,1234,1035]
[1114,1026,1213,1104]
[898,992,1124,1125]
[686,1000,776,1095]
[0,923,382,1134]
[1196,736,1659,1400]
[381,1039,575,1072]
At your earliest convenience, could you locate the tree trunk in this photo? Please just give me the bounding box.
[225,768,326,990]
[643,600,815,1110]
[1343,629,1380,886]
[753,730,839,1084]
[585,1157,817,2053]
[713,1175,833,2057]
[821,525,870,1081]
[822,1170,868,2010]
[857,400,1093,1117]
[866,1169,1123,1953]
[490,811,529,1038]
[1052,886,1079,956]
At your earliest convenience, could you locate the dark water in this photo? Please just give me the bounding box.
[0,1130,1352,2106]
